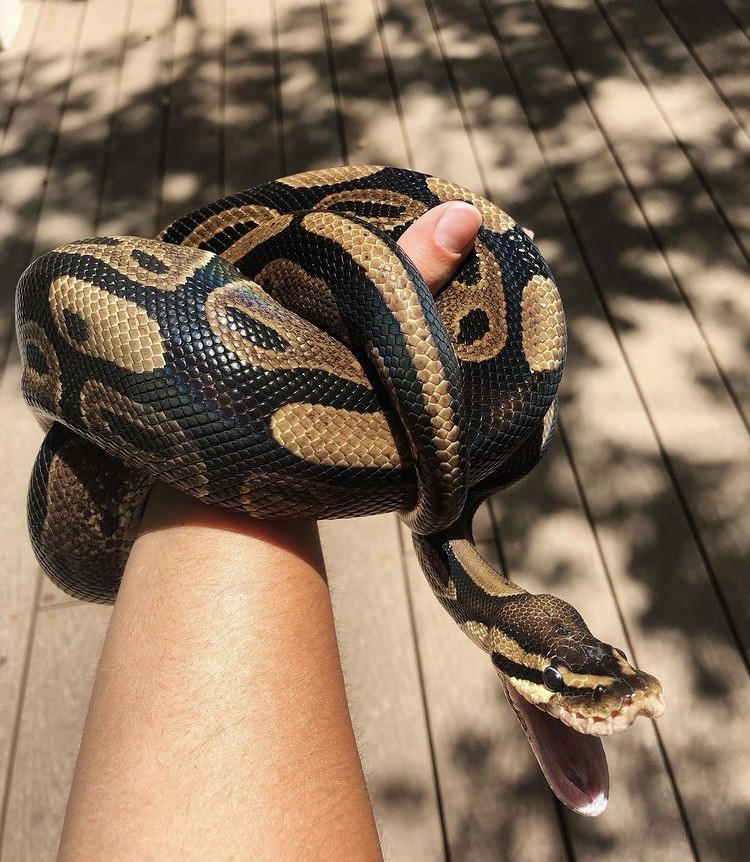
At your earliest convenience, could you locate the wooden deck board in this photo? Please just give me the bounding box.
[0,350,46,852]
[223,0,283,192]
[1,0,747,858]
[1,603,110,862]
[0,0,43,144]
[0,0,87,356]
[98,0,178,238]
[596,0,750,262]
[653,0,750,134]
[320,0,412,169]
[539,0,750,426]
[159,0,223,227]
[371,0,485,191]
[274,0,345,172]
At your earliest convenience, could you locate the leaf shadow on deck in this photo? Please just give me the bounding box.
[1,0,747,859]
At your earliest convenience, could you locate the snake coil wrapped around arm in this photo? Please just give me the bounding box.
[15,166,664,814]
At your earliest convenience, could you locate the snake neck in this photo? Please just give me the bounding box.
[412,515,530,655]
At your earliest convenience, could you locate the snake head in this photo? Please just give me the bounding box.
[491,594,665,737]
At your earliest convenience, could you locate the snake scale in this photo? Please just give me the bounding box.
[16,165,663,812]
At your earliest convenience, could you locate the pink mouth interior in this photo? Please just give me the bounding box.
[503,681,609,816]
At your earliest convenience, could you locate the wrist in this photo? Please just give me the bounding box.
[138,482,327,588]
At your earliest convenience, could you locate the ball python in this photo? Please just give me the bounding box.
[16,165,664,814]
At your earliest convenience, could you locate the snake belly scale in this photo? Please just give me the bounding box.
[16,166,663,763]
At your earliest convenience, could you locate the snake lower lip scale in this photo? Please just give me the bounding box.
[15,165,664,815]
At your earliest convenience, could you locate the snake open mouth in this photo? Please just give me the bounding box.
[499,669,664,815]
[501,677,610,817]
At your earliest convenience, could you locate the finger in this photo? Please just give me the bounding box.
[397,201,482,296]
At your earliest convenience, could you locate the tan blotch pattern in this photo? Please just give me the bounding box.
[255,259,350,342]
[316,188,428,231]
[80,379,210,497]
[270,403,404,470]
[205,282,370,387]
[221,214,294,264]
[435,240,508,363]
[178,204,283,248]
[278,165,383,187]
[459,619,491,651]
[300,212,463,483]
[426,176,515,235]
[57,237,215,291]
[49,276,166,373]
[19,321,62,413]
[520,274,566,372]
[434,578,458,601]
[540,399,558,451]
[449,540,526,598]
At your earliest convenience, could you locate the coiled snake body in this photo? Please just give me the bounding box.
[16,166,663,812]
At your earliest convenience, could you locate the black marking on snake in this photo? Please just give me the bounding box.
[195,222,258,255]
[224,306,290,351]
[453,248,481,286]
[69,236,122,246]
[457,308,490,345]
[46,251,236,320]
[491,653,544,686]
[491,652,604,702]
[327,201,408,222]
[130,248,170,273]
[26,343,50,375]
[99,508,120,538]
[151,362,386,433]
[62,308,90,343]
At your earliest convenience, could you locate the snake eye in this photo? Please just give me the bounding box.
[542,665,564,692]
[593,684,606,703]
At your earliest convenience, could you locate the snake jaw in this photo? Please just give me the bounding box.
[542,671,665,737]
[505,664,665,737]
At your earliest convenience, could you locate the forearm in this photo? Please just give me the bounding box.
[58,483,383,862]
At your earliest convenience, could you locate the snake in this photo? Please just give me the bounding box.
[16,165,664,813]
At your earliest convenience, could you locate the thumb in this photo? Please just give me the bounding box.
[397,201,482,296]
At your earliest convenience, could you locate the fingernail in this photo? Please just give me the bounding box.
[522,226,535,240]
[434,202,482,253]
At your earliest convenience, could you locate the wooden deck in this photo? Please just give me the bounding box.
[0,1,748,859]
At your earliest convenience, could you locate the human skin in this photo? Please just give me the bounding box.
[56,201,483,862]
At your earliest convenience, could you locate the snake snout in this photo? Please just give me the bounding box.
[545,663,665,737]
